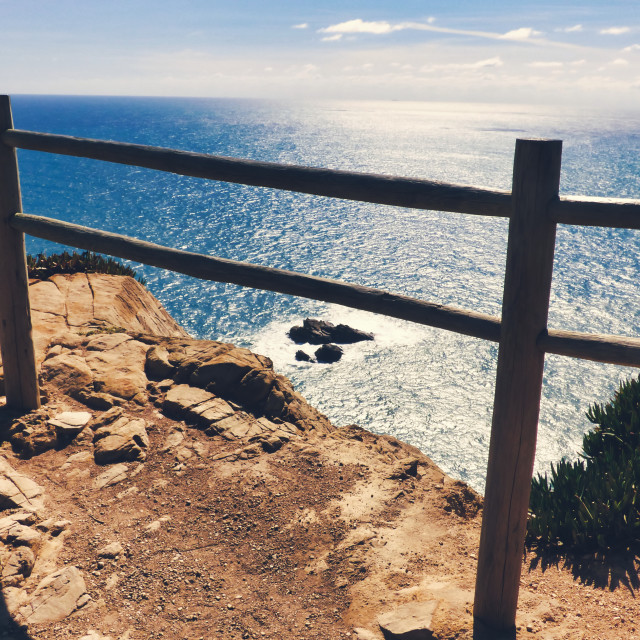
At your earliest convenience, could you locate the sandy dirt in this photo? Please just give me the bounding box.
[1,390,638,640]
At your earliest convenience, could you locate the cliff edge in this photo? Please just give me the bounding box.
[0,275,635,640]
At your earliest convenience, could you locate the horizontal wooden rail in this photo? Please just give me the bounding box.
[1,129,511,217]
[551,196,640,230]
[12,212,502,342]
[15,212,640,368]
[540,329,640,368]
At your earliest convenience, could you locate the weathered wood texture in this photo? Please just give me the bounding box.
[10,212,502,342]
[11,213,640,369]
[0,98,40,409]
[551,195,640,229]
[1,128,512,217]
[541,329,640,368]
[474,140,563,630]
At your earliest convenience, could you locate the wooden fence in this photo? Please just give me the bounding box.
[1,94,640,631]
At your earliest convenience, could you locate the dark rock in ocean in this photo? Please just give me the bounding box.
[295,350,314,363]
[315,344,343,364]
[288,318,374,345]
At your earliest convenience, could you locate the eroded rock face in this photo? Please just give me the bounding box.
[148,338,333,436]
[17,565,88,625]
[0,457,44,512]
[8,411,93,459]
[40,353,93,398]
[28,273,188,362]
[1,546,36,587]
[93,414,150,464]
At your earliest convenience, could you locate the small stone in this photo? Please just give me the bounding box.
[35,519,71,536]
[161,431,184,452]
[97,542,124,559]
[49,411,92,440]
[145,345,175,379]
[378,601,439,640]
[93,464,129,490]
[40,353,93,397]
[76,390,116,410]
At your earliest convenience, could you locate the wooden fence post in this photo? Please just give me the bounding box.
[0,95,40,410]
[474,139,562,629]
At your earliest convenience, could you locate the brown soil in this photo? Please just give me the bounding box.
[1,388,639,640]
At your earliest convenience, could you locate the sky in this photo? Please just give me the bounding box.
[1,0,639,108]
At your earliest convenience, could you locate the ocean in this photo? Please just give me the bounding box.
[10,95,640,492]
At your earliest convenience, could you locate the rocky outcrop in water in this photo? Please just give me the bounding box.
[288,318,373,365]
[288,318,373,346]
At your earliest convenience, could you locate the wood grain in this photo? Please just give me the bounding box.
[0,97,40,409]
[10,212,502,342]
[540,329,640,368]
[551,195,640,229]
[1,128,512,218]
[474,139,562,630]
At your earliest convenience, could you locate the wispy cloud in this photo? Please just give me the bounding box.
[556,24,582,33]
[292,23,308,30]
[623,44,640,52]
[317,19,582,49]
[501,27,542,41]
[321,34,343,42]
[600,27,630,35]
[611,58,629,65]
[420,56,504,73]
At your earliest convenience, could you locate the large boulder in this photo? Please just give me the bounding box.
[288,318,373,345]
[17,566,88,625]
[315,343,344,363]
[92,410,150,464]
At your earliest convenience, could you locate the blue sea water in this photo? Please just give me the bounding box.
[10,95,640,492]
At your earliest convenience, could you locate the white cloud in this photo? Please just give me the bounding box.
[501,27,543,41]
[570,59,586,66]
[557,24,583,33]
[321,34,343,42]
[316,19,587,50]
[611,58,629,65]
[292,23,308,30]
[319,17,437,36]
[600,27,630,35]
[320,19,396,35]
[623,44,640,52]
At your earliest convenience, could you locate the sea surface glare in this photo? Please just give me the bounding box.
[13,96,640,492]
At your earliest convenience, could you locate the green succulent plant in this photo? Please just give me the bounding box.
[527,376,640,552]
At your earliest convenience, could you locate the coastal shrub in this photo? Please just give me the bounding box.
[527,376,640,552]
[27,250,146,285]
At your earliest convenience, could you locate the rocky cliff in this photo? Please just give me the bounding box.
[0,275,634,640]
